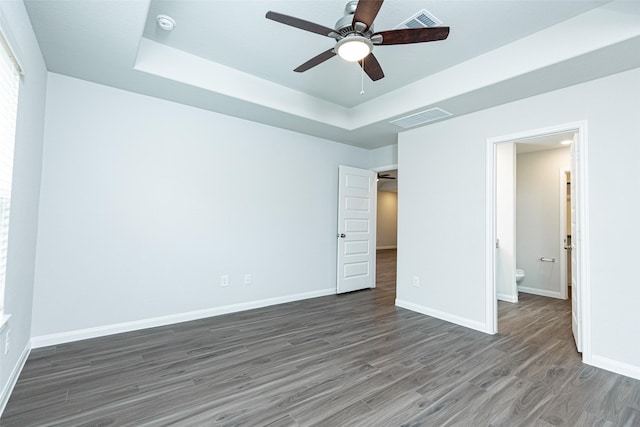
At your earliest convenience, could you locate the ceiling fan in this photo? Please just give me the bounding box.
[265,0,450,81]
[378,173,396,180]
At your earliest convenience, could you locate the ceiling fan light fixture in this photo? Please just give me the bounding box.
[336,36,372,62]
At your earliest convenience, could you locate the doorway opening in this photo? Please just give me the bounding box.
[375,166,398,302]
[486,122,591,361]
[509,138,572,301]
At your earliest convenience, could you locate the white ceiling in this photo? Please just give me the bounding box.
[516,131,575,154]
[143,0,605,108]
[24,0,640,149]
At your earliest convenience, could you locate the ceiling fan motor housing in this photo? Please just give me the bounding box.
[335,0,374,36]
[344,0,358,15]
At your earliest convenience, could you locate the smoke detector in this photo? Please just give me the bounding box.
[156,15,176,31]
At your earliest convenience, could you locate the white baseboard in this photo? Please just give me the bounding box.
[395,299,488,333]
[518,286,563,299]
[377,246,397,250]
[497,292,518,303]
[31,288,336,348]
[0,343,31,417]
[589,354,640,381]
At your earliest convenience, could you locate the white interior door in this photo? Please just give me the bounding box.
[570,134,581,352]
[337,165,377,294]
[559,169,570,301]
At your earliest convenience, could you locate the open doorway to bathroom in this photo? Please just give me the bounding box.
[512,136,572,300]
[375,169,398,302]
[495,136,574,304]
[487,122,590,357]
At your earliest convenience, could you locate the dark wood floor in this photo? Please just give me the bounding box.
[3,249,639,426]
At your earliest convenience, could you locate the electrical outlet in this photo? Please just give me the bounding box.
[244,274,252,286]
[4,330,10,355]
[412,275,420,287]
[220,275,229,287]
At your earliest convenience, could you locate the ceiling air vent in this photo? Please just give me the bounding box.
[390,108,452,129]
[396,9,442,29]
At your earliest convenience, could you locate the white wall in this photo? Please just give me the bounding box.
[31,73,369,342]
[0,0,47,411]
[397,67,640,379]
[369,144,397,169]
[516,147,570,298]
[496,143,516,302]
[377,191,397,249]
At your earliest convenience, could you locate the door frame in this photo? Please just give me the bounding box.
[372,164,398,175]
[485,121,591,363]
[338,163,397,294]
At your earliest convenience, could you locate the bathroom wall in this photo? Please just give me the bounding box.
[496,143,516,302]
[516,146,570,298]
[377,191,398,249]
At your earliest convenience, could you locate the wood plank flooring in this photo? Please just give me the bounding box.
[3,249,640,426]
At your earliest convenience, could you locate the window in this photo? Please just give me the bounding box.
[0,23,21,316]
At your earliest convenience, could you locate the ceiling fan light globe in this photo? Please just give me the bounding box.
[336,36,372,62]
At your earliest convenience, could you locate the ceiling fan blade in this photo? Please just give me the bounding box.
[358,53,384,81]
[373,27,450,45]
[266,11,337,38]
[294,48,337,72]
[352,0,384,31]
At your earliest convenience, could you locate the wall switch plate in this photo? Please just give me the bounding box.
[4,330,9,355]
[220,275,229,287]
[412,276,420,287]
[244,274,251,286]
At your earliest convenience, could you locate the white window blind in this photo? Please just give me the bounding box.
[0,29,20,315]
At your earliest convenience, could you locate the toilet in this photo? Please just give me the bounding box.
[515,269,525,284]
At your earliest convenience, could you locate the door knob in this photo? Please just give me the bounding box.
[338,233,346,238]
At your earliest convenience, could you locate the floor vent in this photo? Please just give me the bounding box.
[396,9,442,29]
[390,108,452,129]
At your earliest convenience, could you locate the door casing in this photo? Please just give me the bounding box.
[485,121,591,363]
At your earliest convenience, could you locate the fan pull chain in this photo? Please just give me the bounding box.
[360,57,365,95]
